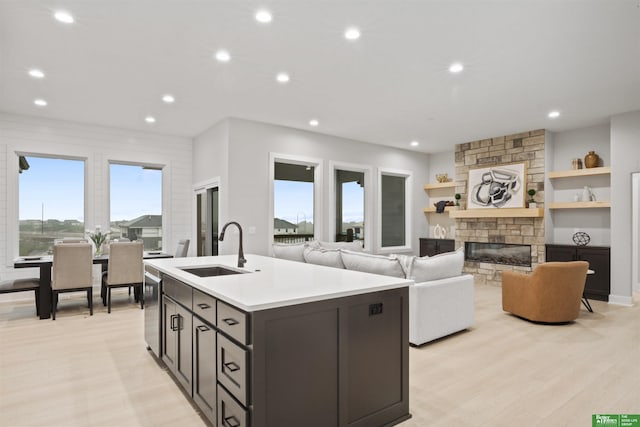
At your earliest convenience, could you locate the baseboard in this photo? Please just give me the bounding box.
[608,294,634,306]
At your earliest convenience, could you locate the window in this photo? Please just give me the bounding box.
[335,169,365,243]
[379,170,412,250]
[273,161,316,243]
[110,163,162,251]
[18,156,85,256]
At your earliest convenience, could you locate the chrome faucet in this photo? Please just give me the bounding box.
[219,221,246,268]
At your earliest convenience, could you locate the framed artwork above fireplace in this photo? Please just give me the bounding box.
[467,162,526,209]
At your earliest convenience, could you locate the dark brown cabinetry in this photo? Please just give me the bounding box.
[158,272,409,427]
[419,238,455,257]
[545,244,610,301]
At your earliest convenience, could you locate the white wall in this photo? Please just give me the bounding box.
[0,113,193,281]
[546,124,611,245]
[193,118,431,256]
[610,110,640,304]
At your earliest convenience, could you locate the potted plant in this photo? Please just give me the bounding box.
[454,193,461,209]
[86,225,110,256]
[527,189,537,208]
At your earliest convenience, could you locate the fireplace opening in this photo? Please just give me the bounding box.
[465,242,531,267]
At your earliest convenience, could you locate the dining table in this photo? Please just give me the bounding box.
[14,251,173,319]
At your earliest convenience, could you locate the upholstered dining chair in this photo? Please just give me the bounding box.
[0,276,41,316]
[51,243,94,320]
[175,239,190,257]
[102,241,144,313]
[502,261,589,323]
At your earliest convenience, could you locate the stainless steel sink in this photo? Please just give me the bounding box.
[179,265,247,277]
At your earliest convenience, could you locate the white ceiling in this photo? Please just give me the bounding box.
[1,0,639,153]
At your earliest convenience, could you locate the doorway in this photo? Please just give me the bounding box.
[196,186,219,256]
[632,173,640,292]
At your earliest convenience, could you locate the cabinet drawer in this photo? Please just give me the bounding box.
[193,289,217,325]
[163,276,192,310]
[218,384,249,427]
[217,333,249,406]
[217,301,249,345]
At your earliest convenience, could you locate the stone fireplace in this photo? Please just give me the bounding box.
[454,130,546,286]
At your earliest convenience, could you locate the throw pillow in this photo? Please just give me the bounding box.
[340,250,405,278]
[303,247,345,269]
[411,248,464,282]
[393,254,416,279]
[272,242,306,262]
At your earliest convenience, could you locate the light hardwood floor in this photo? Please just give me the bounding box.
[1,285,638,427]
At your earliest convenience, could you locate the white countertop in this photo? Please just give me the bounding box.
[145,254,413,312]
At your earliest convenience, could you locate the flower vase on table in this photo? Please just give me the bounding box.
[87,226,110,257]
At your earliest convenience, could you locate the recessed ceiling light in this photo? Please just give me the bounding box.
[276,73,290,83]
[548,110,560,119]
[34,99,47,107]
[449,62,464,73]
[309,119,319,127]
[255,10,272,23]
[54,11,74,24]
[344,27,361,40]
[215,50,231,62]
[145,116,156,124]
[410,141,419,147]
[28,69,45,79]
[162,94,175,104]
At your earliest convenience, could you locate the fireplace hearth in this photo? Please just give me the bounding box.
[465,242,531,267]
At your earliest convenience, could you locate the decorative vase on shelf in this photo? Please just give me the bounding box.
[584,151,599,168]
[529,202,537,209]
[582,186,594,202]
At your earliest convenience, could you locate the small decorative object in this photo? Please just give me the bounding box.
[571,158,583,170]
[582,186,595,202]
[527,189,536,208]
[434,224,447,239]
[86,226,110,256]
[572,231,591,246]
[454,193,461,206]
[435,173,449,183]
[573,193,581,202]
[584,151,599,168]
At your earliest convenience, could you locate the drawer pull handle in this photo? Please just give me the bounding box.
[197,303,211,310]
[224,361,240,372]
[170,314,179,331]
[222,318,239,326]
[224,415,240,427]
[197,325,210,332]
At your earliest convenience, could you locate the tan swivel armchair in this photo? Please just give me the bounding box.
[502,261,589,323]
[51,243,94,320]
[102,241,144,313]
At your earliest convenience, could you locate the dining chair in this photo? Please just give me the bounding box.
[0,276,41,316]
[102,241,144,313]
[175,239,190,257]
[54,238,88,244]
[51,243,93,320]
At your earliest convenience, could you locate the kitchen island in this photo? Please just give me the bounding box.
[144,254,412,427]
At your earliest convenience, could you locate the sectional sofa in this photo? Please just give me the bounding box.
[272,240,475,345]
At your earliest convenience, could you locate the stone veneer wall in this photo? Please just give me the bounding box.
[455,130,546,286]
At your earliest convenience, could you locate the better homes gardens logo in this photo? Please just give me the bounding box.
[593,414,640,427]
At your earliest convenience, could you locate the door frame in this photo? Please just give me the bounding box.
[193,177,221,256]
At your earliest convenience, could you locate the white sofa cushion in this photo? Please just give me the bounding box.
[303,247,345,269]
[318,240,364,252]
[393,254,415,279]
[411,248,464,282]
[340,250,405,278]
[272,242,306,262]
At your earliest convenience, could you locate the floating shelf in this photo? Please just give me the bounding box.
[449,208,544,218]
[548,201,611,209]
[423,206,457,214]
[423,182,456,191]
[548,166,611,179]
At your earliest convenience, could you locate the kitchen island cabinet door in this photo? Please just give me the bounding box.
[193,317,216,425]
[162,295,192,394]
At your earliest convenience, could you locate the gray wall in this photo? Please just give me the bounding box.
[194,118,431,256]
[610,110,640,304]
